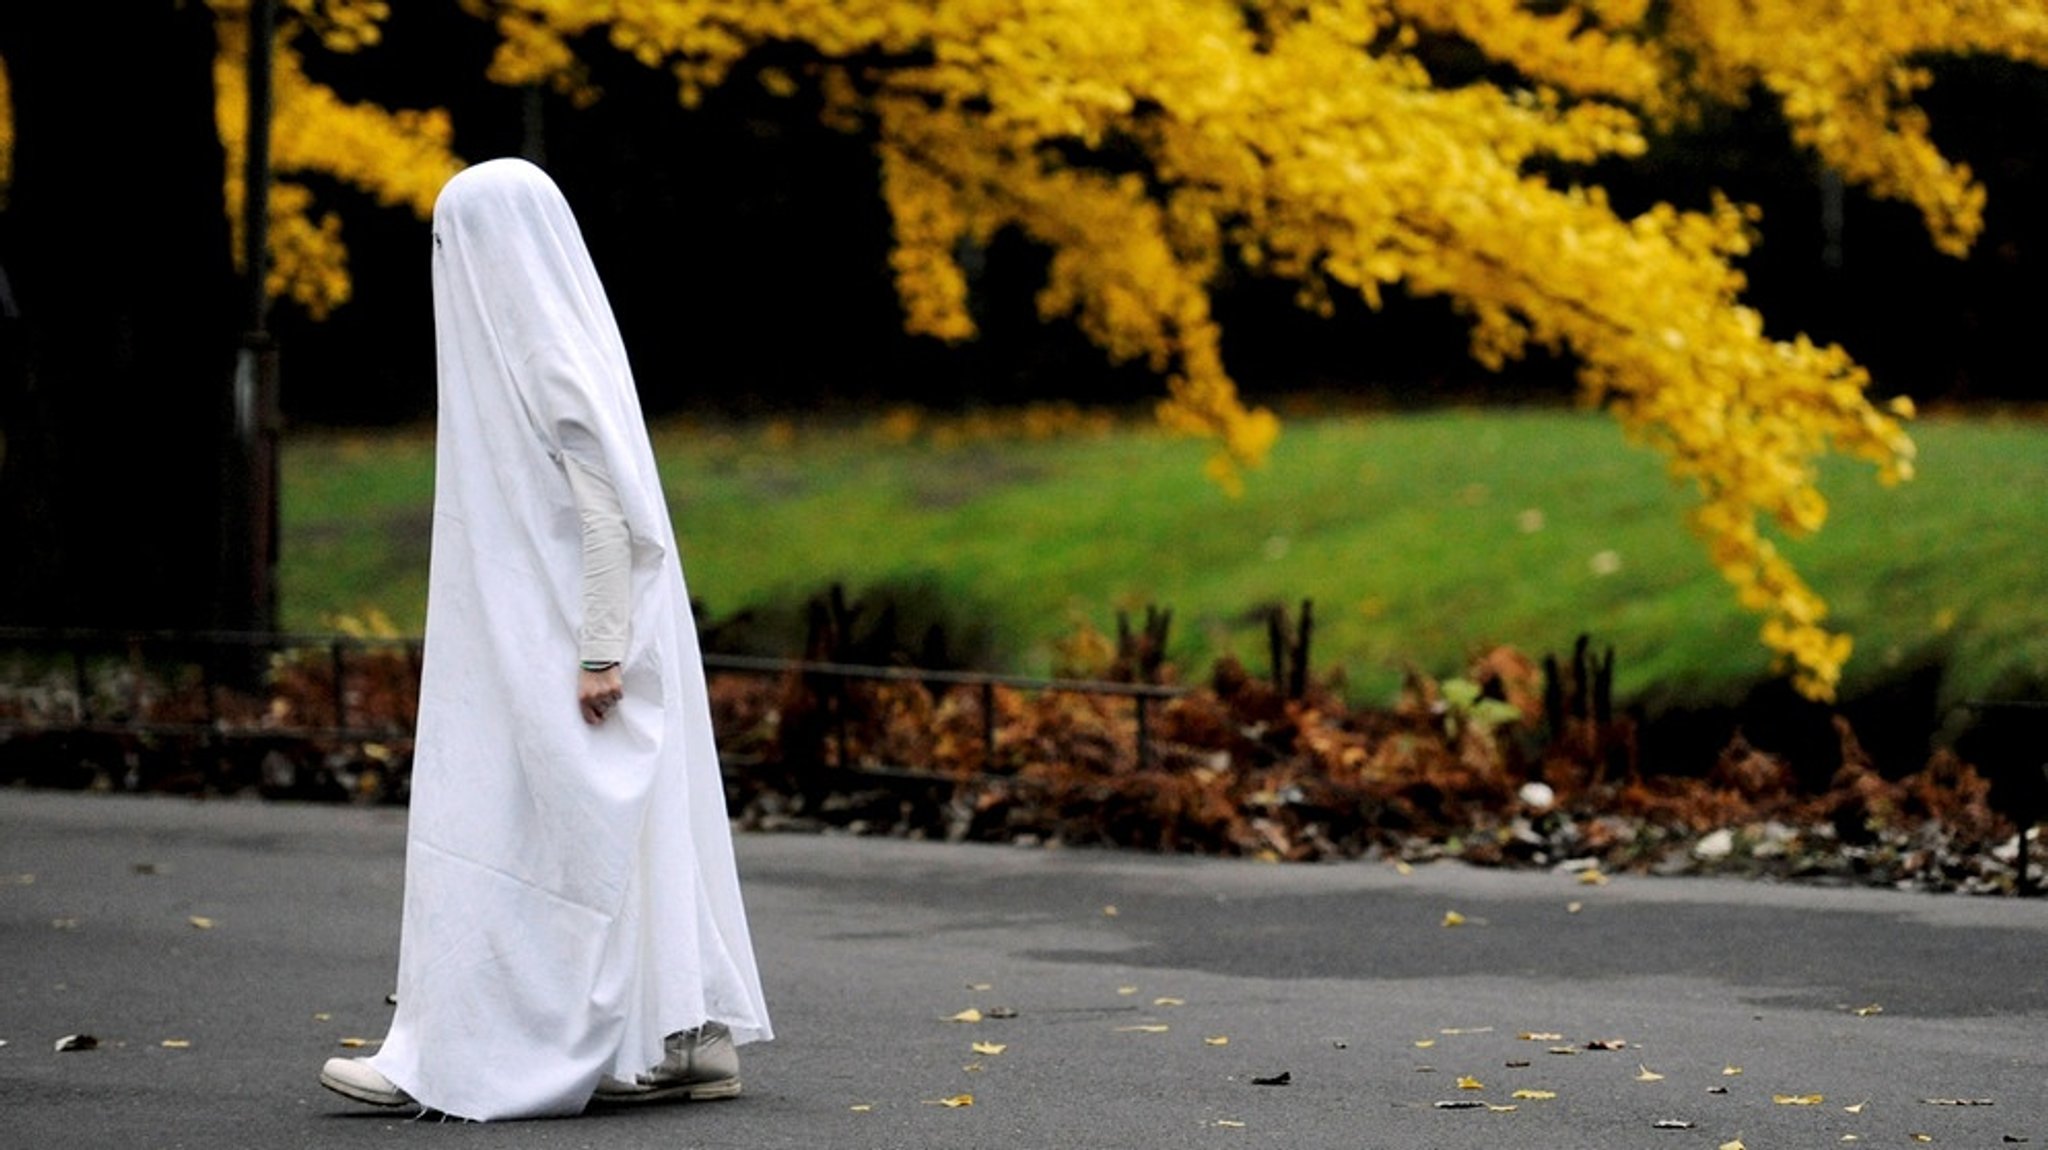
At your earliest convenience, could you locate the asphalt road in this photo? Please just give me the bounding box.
[2,789,2044,1149]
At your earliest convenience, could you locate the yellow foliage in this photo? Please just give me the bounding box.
[208,0,463,318]
[447,0,1998,696]
[7,1,2030,694]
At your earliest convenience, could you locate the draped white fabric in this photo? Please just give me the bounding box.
[368,158,771,1121]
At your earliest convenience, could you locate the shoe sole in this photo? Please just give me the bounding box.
[319,1069,414,1108]
[591,1077,742,1105]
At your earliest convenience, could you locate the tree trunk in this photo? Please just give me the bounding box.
[0,3,239,631]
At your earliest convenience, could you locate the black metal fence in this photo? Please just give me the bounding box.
[0,627,1183,784]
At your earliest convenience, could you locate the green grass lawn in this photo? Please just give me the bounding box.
[282,406,2048,711]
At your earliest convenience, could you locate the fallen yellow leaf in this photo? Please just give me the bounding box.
[1486,1103,1519,1112]
[849,1104,872,1112]
[971,1042,1007,1056]
[1457,1076,1484,1090]
[945,1009,984,1024]
[1843,1101,1867,1114]
[1117,986,1138,996]
[1205,1036,1230,1046]
[338,1037,370,1048]
[1116,1025,1169,1034]
[312,1012,332,1022]
[926,1094,974,1108]
[1442,1027,1494,1035]
[962,1062,984,1072]
[1853,1003,1884,1017]
[1442,911,1467,927]
[966,982,992,991]
[1774,1093,1825,1106]
[1215,1119,1246,1128]
[1511,1089,1557,1100]
[1577,869,1610,886]
[1719,1140,1746,1150]
[1415,1039,1437,1049]
[1635,1065,1665,1082]
[187,916,215,930]
[1394,861,1414,876]
[160,1039,191,1049]
[1102,905,1119,917]
[1567,901,1585,914]
[1723,1066,1743,1076]
[1153,997,1185,1006]
[1519,1032,1564,1041]
[1911,1136,1932,1144]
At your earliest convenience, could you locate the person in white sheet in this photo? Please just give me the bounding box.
[319,158,772,1120]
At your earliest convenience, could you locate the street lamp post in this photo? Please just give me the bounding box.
[226,0,280,636]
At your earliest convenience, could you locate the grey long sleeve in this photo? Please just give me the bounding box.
[562,451,631,666]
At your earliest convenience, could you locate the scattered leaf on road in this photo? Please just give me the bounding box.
[1567,901,1585,914]
[1116,1025,1169,1034]
[1457,1076,1484,1090]
[1774,1094,1825,1106]
[1442,1027,1494,1035]
[1415,1039,1437,1049]
[1117,986,1138,996]
[986,1006,1020,1019]
[925,1094,974,1108]
[338,1037,373,1048]
[1636,1065,1665,1082]
[1486,1103,1519,1112]
[1153,997,1185,1006]
[1442,911,1467,927]
[1921,1098,1993,1106]
[1519,1032,1564,1041]
[1723,1066,1743,1076]
[1586,1038,1628,1050]
[1843,1101,1867,1114]
[1506,1059,1531,1068]
[849,1104,872,1112]
[1215,1119,1246,1127]
[1512,1089,1557,1100]
[1654,1119,1696,1129]
[187,916,215,930]
[966,982,992,991]
[1853,1003,1884,1017]
[1102,905,1118,917]
[1719,1140,1746,1150]
[53,1035,97,1052]
[160,1039,191,1049]
[945,1009,984,1024]
[1205,1036,1230,1046]
[1251,1072,1291,1086]
[1434,1100,1486,1110]
[1578,869,1610,886]
[971,1042,1006,1056]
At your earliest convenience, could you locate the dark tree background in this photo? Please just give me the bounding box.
[0,2,239,631]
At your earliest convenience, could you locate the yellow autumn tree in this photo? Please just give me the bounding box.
[449,0,2045,700]
[207,0,463,317]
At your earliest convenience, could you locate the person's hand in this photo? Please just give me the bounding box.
[579,664,624,725]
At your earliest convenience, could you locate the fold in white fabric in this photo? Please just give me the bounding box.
[368,158,771,1121]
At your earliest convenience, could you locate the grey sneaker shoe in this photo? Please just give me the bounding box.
[320,1057,414,1107]
[592,1022,742,1104]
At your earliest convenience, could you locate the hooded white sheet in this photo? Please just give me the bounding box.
[368,158,770,1121]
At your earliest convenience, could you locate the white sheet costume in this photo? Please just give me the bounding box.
[366,158,771,1120]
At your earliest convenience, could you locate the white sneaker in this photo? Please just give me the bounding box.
[592,1022,742,1104]
[320,1057,414,1107]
